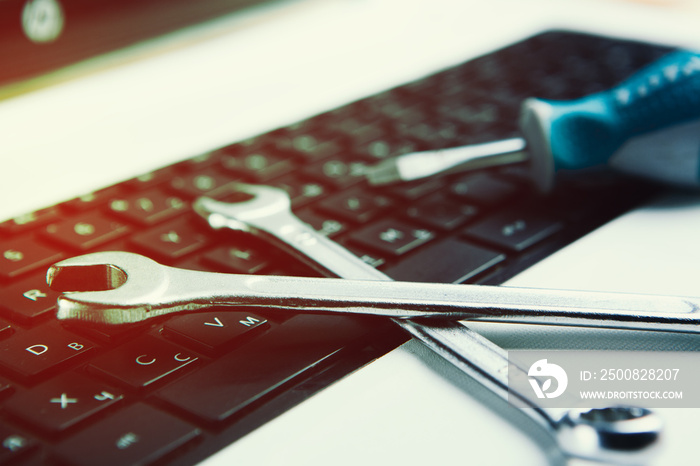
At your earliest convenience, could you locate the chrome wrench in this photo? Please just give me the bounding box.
[191,183,663,464]
[48,251,700,333]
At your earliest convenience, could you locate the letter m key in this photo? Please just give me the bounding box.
[239,316,261,327]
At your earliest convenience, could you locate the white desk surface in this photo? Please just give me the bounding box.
[2,0,700,464]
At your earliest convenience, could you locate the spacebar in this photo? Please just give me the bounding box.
[156,314,375,422]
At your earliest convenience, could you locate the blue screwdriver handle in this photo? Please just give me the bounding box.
[520,50,700,191]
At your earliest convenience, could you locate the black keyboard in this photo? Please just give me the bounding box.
[0,31,672,465]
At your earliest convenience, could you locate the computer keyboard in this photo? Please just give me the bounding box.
[0,31,672,465]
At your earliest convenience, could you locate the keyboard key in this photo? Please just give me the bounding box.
[0,426,37,463]
[384,177,443,201]
[398,119,462,148]
[169,168,237,199]
[296,209,348,238]
[0,273,60,324]
[156,314,375,422]
[0,323,94,380]
[406,193,478,231]
[5,372,123,433]
[273,175,328,209]
[317,187,393,224]
[125,166,177,190]
[0,237,62,281]
[52,403,199,466]
[349,219,434,256]
[370,97,420,122]
[43,214,131,251]
[449,173,519,206]
[384,238,505,283]
[108,189,188,226]
[88,335,199,389]
[130,219,209,261]
[280,134,342,162]
[335,120,386,146]
[463,206,564,252]
[341,242,387,269]
[202,246,270,274]
[162,311,268,355]
[173,255,216,273]
[354,137,414,161]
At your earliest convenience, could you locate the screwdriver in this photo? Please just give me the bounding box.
[365,49,700,192]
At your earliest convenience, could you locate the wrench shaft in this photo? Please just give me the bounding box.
[160,269,700,332]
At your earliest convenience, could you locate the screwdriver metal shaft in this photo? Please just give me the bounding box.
[365,137,528,185]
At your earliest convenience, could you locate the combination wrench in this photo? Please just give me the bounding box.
[46,183,669,464]
[49,251,700,332]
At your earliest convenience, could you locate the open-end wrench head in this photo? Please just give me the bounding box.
[193,183,293,233]
[47,251,171,325]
